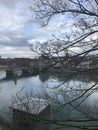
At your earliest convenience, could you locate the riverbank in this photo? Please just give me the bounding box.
[0,116,12,130]
[0,66,9,70]
[0,124,10,130]
[49,68,98,73]
[0,120,11,130]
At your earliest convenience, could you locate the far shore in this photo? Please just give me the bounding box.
[0,66,9,70]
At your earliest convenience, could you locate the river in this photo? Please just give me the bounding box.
[0,70,98,130]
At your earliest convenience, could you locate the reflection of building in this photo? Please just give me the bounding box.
[6,68,22,77]
[11,98,51,130]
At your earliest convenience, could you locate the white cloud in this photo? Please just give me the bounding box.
[0,0,75,58]
[0,46,37,58]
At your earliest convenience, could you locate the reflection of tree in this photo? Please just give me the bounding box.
[39,72,50,82]
[11,89,51,130]
[40,71,98,83]
[73,73,98,83]
[9,79,98,130]
[41,83,98,129]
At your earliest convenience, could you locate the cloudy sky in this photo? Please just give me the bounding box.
[0,0,73,58]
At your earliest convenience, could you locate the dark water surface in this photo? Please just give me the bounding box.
[0,70,98,130]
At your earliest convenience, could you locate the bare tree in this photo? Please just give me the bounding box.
[29,0,98,129]
[31,0,98,57]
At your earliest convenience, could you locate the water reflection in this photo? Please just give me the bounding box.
[0,70,6,79]
[0,70,98,129]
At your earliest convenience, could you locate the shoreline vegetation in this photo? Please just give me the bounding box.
[0,66,9,70]
[0,117,11,130]
[0,65,98,74]
[0,56,98,76]
[49,68,98,73]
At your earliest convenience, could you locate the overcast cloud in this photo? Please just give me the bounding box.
[0,0,74,58]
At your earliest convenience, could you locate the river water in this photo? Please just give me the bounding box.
[0,70,98,129]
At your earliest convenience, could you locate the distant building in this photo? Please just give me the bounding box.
[77,60,92,69]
